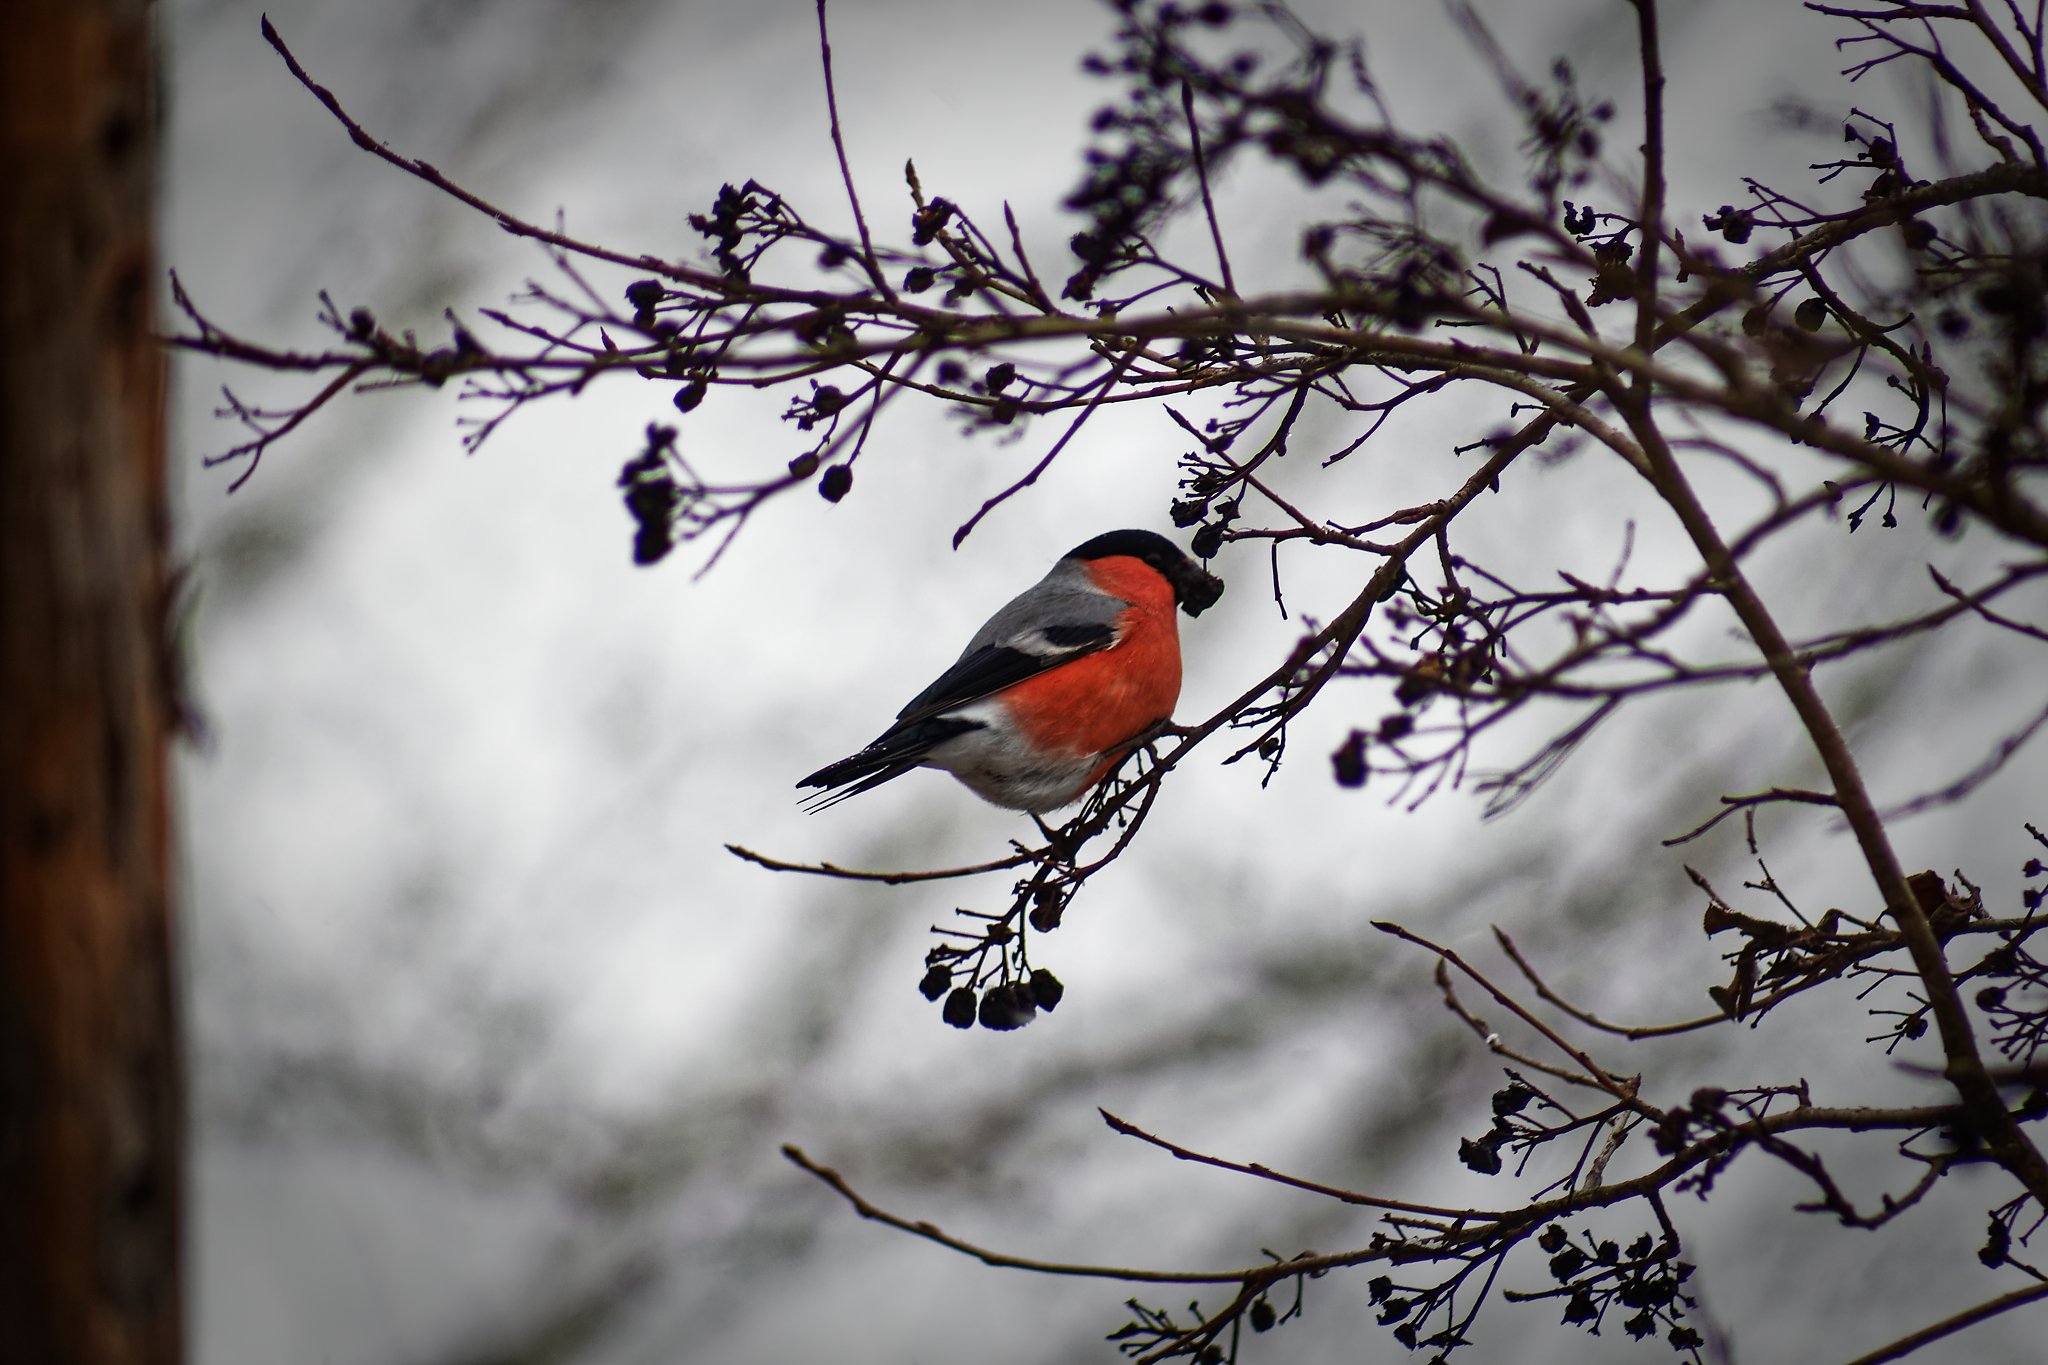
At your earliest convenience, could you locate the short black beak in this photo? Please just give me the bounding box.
[1174,561,1225,616]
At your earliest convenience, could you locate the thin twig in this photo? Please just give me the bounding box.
[258,17,718,287]
[1182,81,1237,298]
[1835,1279,2048,1365]
[1099,1109,1491,1219]
[813,0,891,299]
[953,349,1136,546]
[1374,921,1654,1112]
[725,842,1033,883]
[782,1144,1255,1283]
[1627,0,1668,372]
[1664,786,1842,847]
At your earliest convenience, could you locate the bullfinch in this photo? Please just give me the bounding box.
[799,529,1224,812]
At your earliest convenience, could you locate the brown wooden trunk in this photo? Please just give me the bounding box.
[0,1,182,1362]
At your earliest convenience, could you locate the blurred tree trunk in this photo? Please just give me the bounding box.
[0,2,181,1363]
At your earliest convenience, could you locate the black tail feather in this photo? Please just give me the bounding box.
[798,716,982,811]
[798,763,917,812]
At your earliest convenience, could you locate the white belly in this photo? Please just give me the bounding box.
[919,703,1101,812]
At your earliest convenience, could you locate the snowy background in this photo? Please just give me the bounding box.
[164,1,2047,1361]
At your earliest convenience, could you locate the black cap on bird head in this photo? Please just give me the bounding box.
[1065,528,1226,617]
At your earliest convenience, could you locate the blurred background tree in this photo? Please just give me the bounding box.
[3,3,180,1363]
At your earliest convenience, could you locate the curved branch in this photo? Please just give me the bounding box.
[1837,1279,2048,1365]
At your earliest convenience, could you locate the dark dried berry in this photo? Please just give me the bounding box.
[673,379,708,413]
[1459,1134,1503,1175]
[984,362,1016,394]
[1029,968,1065,1012]
[787,453,819,479]
[935,358,967,387]
[1705,205,1754,244]
[1249,1298,1275,1332]
[978,984,1032,1031]
[904,266,937,294]
[1537,1224,1569,1253]
[1377,713,1414,741]
[942,987,977,1029]
[1980,1216,2011,1267]
[1492,1082,1534,1116]
[1976,986,2007,1010]
[624,279,664,312]
[1332,730,1368,789]
[619,449,680,564]
[631,525,673,566]
[911,199,955,246]
[919,964,952,1001]
[622,481,675,526]
[1551,1245,1589,1280]
[819,465,853,502]
[347,307,376,340]
[1794,297,1828,331]
[1070,229,1114,265]
[811,385,847,417]
[1190,522,1224,559]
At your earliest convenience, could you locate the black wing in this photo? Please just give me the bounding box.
[893,622,1116,724]
[798,619,1117,809]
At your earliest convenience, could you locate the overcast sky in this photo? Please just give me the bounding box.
[165,2,2047,1362]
